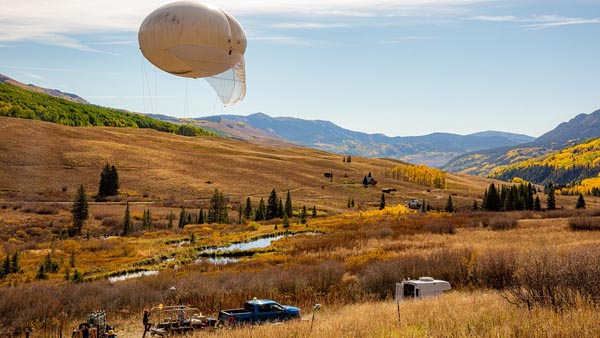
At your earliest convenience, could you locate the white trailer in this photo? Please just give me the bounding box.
[396,277,451,300]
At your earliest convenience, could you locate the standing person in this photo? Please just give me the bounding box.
[142,309,152,338]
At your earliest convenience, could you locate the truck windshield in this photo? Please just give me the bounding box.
[244,303,254,311]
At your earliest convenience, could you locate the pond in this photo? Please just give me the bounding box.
[109,270,159,283]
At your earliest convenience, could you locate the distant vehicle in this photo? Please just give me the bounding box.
[217,299,300,325]
[396,277,451,300]
[408,200,421,209]
[73,311,115,338]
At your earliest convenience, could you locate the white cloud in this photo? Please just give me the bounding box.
[0,0,489,48]
[467,14,600,29]
[19,71,46,81]
[272,22,350,29]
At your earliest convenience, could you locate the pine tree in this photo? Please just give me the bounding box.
[534,196,542,211]
[244,197,253,219]
[10,251,19,273]
[3,254,11,276]
[64,266,71,281]
[266,189,278,220]
[255,198,266,221]
[72,269,84,283]
[36,265,48,280]
[123,202,133,235]
[43,253,59,273]
[198,209,204,224]
[282,212,290,229]
[98,164,120,197]
[238,204,243,224]
[421,199,426,212]
[168,210,174,229]
[576,193,586,209]
[178,207,187,228]
[379,193,386,210]
[312,206,317,218]
[208,189,228,224]
[277,198,284,219]
[71,185,89,236]
[547,186,556,210]
[300,205,307,224]
[445,195,454,213]
[285,191,293,217]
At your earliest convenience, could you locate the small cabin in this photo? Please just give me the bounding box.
[396,277,451,300]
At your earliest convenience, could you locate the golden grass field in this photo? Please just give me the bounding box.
[2,117,600,337]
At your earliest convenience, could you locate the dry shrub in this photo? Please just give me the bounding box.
[474,248,518,289]
[505,246,600,309]
[423,221,456,234]
[22,205,59,215]
[484,216,518,231]
[568,216,600,231]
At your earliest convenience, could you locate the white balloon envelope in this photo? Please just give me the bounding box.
[138,1,247,106]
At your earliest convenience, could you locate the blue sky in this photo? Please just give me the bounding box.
[1,0,599,137]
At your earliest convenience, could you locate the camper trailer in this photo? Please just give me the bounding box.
[396,277,451,300]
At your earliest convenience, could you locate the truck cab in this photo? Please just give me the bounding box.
[218,299,300,325]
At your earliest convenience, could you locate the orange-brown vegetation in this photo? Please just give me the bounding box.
[2,117,600,337]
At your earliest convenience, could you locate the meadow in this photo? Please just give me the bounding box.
[2,118,600,337]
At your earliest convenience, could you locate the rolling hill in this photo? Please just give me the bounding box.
[0,116,488,211]
[489,137,600,188]
[0,73,89,104]
[443,108,600,176]
[0,82,213,137]
[191,113,534,167]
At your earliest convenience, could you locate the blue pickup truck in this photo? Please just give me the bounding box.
[217,299,301,325]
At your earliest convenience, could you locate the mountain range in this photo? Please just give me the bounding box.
[442,109,600,176]
[186,113,534,167]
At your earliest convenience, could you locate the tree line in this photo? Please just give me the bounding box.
[0,83,213,137]
[384,164,446,188]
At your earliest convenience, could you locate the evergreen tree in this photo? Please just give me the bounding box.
[266,189,278,220]
[282,212,290,229]
[141,209,152,230]
[351,198,355,208]
[207,189,228,224]
[198,209,205,224]
[421,199,426,212]
[71,269,84,283]
[445,195,454,213]
[300,205,307,224]
[347,155,352,163]
[98,164,119,197]
[168,210,174,229]
[312,206,317,218]
[71,185,89,236]
[178,207,187,228]
[534,196,542,211]
[238,204,243,224]
[43,253,59,273]
[10,251,20,274]
[576,193,586,209]
[3,254,11,276]
[472,200,479,210]
[36,264,48,280]
[255,198,266,221]
[484,183,501,211]
[285,191,293,217]
[244,197,253,219]
[123,202,133,235]
[277,198,284,219]
[379,193,386,210]
[547,186,556,210]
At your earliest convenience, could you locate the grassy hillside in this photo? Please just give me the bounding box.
[490,138,600,192]
[0,83,213,136]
